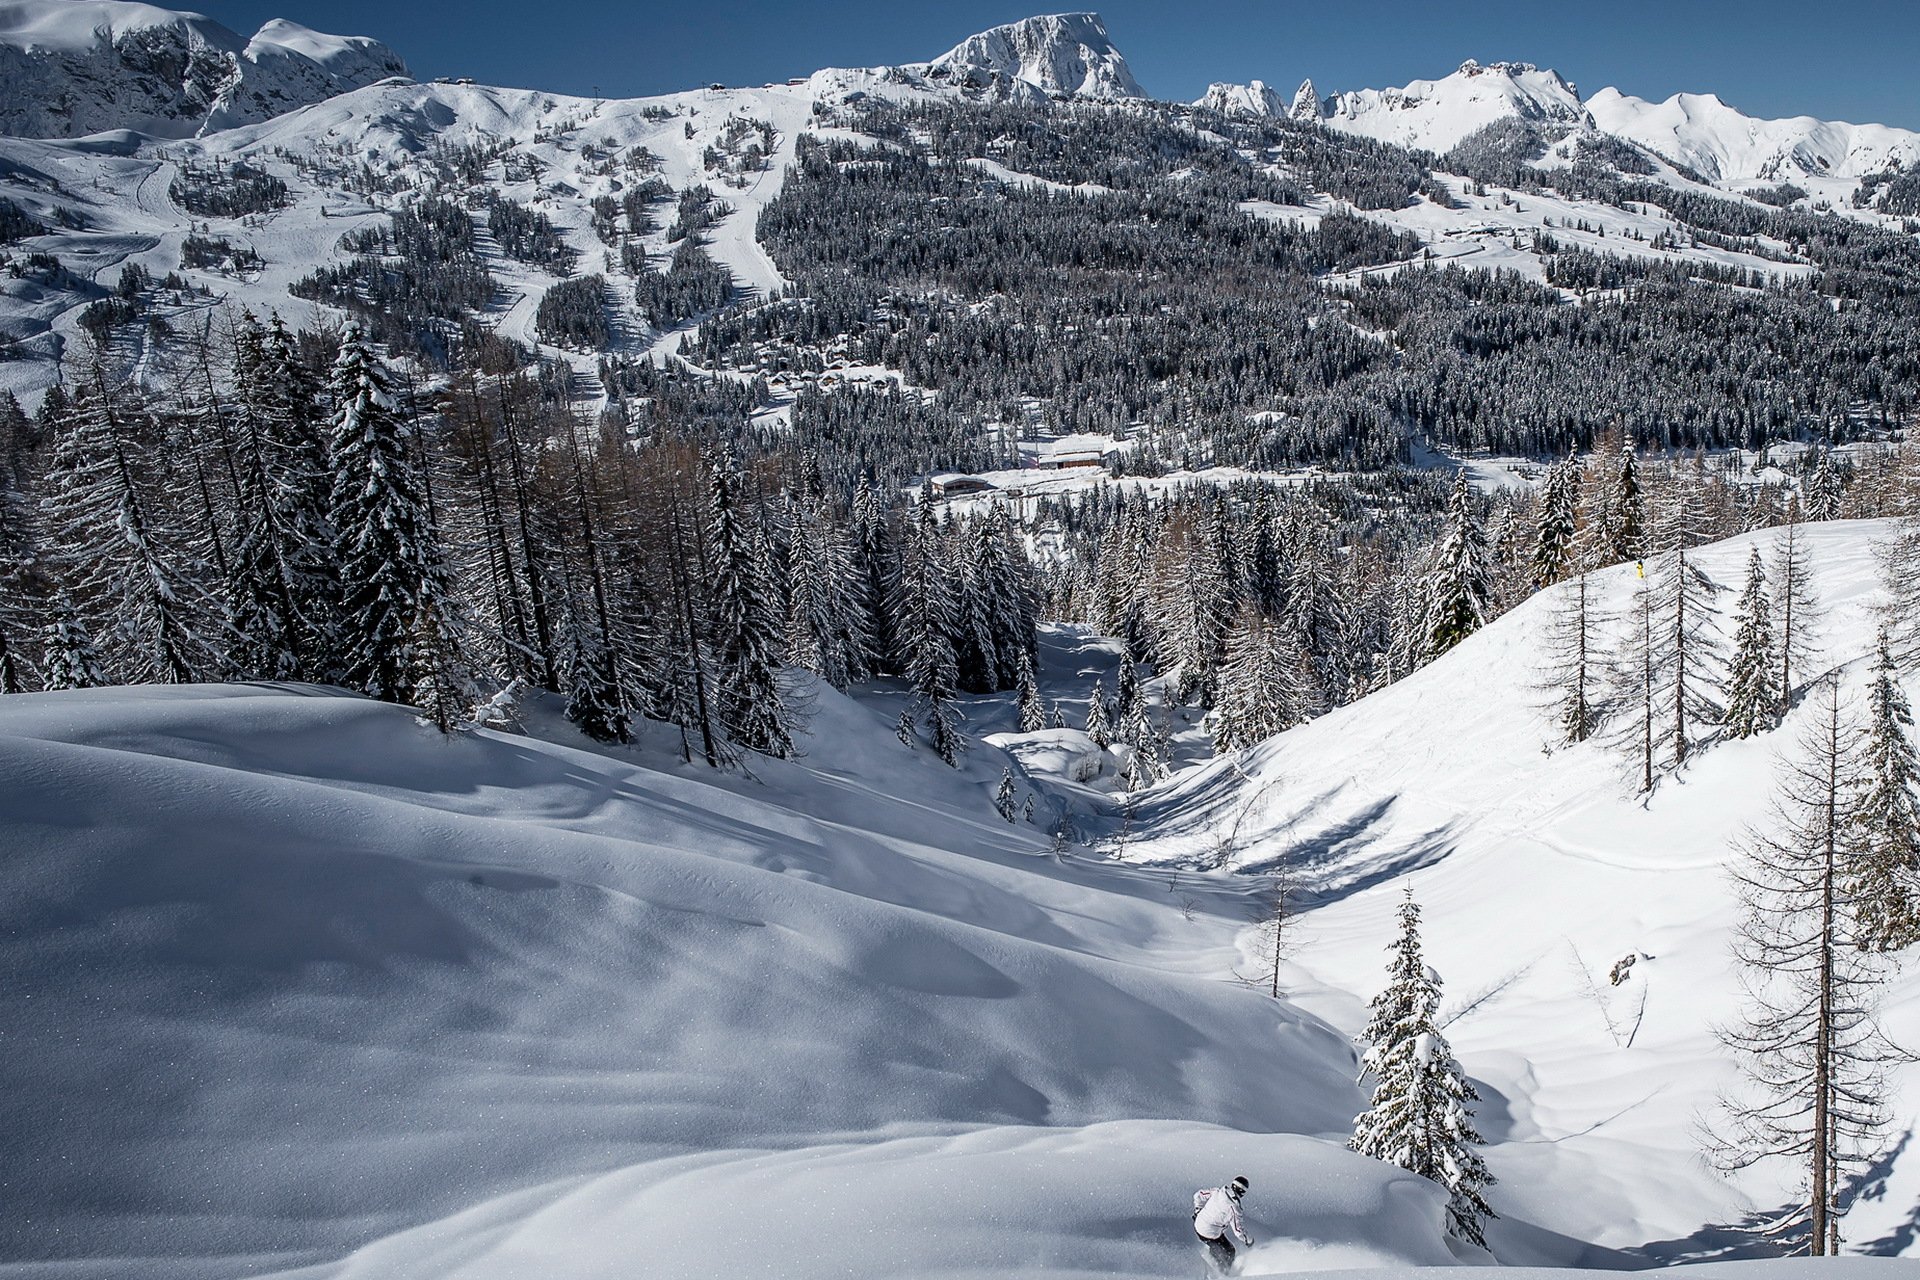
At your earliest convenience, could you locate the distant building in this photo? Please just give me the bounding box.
[1036,448,1113,471]
[930,474,997,496]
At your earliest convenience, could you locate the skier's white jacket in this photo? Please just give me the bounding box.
[1192,1187,1250,1243]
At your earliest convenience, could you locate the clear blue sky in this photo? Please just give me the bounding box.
[204,0,1920,130]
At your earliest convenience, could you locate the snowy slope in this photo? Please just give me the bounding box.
[913,12,1143,102]
[1317,61,1592,155]
[1125,519,1920,1260]
[1587,87,1920,183]
[0,0,405,138]
[0,661,1481,1278]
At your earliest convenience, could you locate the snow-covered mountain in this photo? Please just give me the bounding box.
[1197,78,1285,118]
[913,12,1143,102]
[1313,60,1592,154]
[1587,86,1920,183]
[0,0,406,138]
[1275,54,1920,186]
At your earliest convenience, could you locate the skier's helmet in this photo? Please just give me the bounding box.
[1229,1176,1250,1197]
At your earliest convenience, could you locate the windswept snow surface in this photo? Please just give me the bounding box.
[0,665,1458,1278]
[1126,519,1920,1262]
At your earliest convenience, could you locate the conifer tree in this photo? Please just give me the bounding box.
[1718,681,1891,1255]
[1084,676,1112,749]
[1651,533,1725,768]
[1725,547,1781,739]
[1848,634,1920,951]
[327,324,461,709]
[240,312,342,677]
[1612,434,1646,565]
[40,349,213,685]
[1531,451,1580,589]
[561,594,631,744]
[892,485,963,765]
[1613,573,1661,793]
[1538,572,1607,745]
[1422,471,1491,660]
[1350,889,1497,1248]
[1016,646,1046,733]
[40,601,105,690]
[1772,512,1823,705]
[1212,608,1313,753]
[0,390,36,693]
[994,767,1019,822]
[705,451,792,758]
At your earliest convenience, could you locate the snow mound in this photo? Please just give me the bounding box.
[917,12,1144,102]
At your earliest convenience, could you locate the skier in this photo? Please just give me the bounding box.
[1192,1174,1253,1273]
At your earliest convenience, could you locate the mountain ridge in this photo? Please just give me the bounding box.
[0,0,405,138]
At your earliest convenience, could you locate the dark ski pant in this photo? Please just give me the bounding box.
[1198,1231,1235,1272]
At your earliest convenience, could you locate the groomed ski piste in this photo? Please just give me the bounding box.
[5,518,1920,1278]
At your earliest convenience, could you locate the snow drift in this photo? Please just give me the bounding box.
[0,676,1428,1277]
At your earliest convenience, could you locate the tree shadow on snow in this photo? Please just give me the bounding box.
[1625,1130,1915,1263]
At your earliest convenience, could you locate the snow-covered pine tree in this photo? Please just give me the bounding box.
[1725,546,1781,739]
[1084,676,1112,749]
[39,601,105,690]
[0,389,37,692]
[327,324,465,711]
[40,347,214,685]
[1580,433,1646,570]
[782,502,830,680]
[1016,646,1046,733]
[705,450,792,758]
[851,474,895,675]
[249,314,343,679]
[1212,608,1312,753]
[561,592,631,744]
[1156,512,1233,705]
[1531,450,1580,589]
[1719,679,1891,1255]
[952,527,1001,695]
[1421,470,1492,660]
[891,484,964,765]
[1848,633,1920,951]
[970,504,1035,690]
[994,767,1019,822]
[1806,447,1844,522]
[1350,889,1497,1248]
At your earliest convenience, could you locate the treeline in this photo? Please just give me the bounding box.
[0,319,1039,771]
[1026,433,1899,762]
